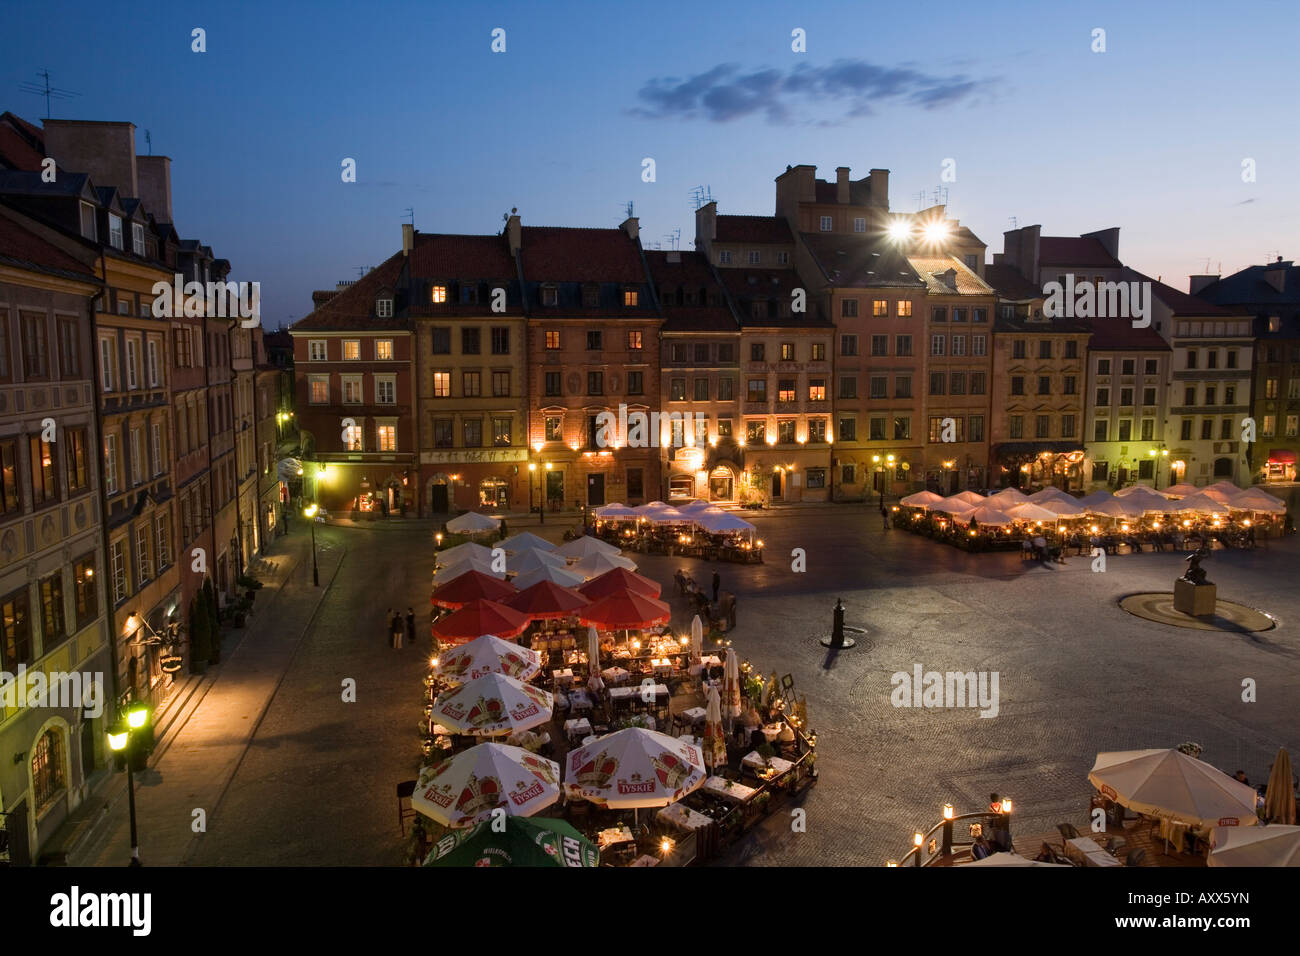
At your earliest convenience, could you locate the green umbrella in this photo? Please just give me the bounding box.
[423,815,600,867]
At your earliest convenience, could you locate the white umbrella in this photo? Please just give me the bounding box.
[989,487,1031,506]
[933,497,978,514]
[963,852,1068,868]
[679,499,719,512]
[571,551,638,579]
[1207,480,1242,495]
[433,634,542,685]
[435,556,506,583]
[1114,483,1163,498]
[641,501,672,510]
[1090,497,1143,518]
[446,511,501,534]
[1198,486,1238,505]
[499,531,555,553]
[722,647,741,719]
[413,742,560,828]
[1163,483,1200,498]
[1078,490,1114,508]
[900,491,946,509]
[564,728,707,809]
[694,512,756,534]
[1118,486,1174,513]
[960,503,1013,526]
[432,673,554,737]
[513,564,587,590]
[1027,487,1076,503]
[594,502,639,519]
[506,548,566,575]
[702,684,727,771]
[1227,488,1287,513]
[689,615,703,665]
[586,625,602,674]
[1208,825,1300,867]
[556,535,621,560]
[1034,497,1089,518]
[949,490,986,506]
[1088,749,1260,829]
[643,506,687,524]
[435,541,493,568]
[1004,502,1060,523]
[1171,491,1230,514]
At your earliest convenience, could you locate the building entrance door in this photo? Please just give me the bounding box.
[587,473,605,507]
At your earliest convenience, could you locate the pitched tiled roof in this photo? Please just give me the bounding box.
[983,263,1043,301]
[1076,317,1169,350]
[1126,269,1236,317]
[0,168,93,198]
[0,123,45,171]
[714,216,792,244]
[800,233,925,289]
[290,253,408,332]
[907,255,994,296]
[410,232,516,279]
[0,210,98,281]
[718,268,832,328]
[518,226,645,283]
[1039,236,1121,268]
[1196,261,1300,307]
[645,250,738,332]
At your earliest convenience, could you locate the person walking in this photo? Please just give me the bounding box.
[391,609,404,649]
[385,608,394,645]
[881,502,890,530]
[711,570,720,603]
[406,607,416,647]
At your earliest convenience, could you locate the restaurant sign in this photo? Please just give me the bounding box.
[160,655,185,675]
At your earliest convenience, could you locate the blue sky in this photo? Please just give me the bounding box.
[3,0,1296,327]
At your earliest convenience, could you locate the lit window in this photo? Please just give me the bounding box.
[377,426,397,452]
[342,340,360,360]
[344,423,363,451]
[431,286,447,303]
[624,290,639,307]
[433,372,451,397]
[375,339,393,360]
[545,331,560,350]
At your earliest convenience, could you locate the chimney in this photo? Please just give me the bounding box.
[1188,274,1219,295]
[836,167,850,204]
[666,250,681,263]
[1264,261,1289,293]
[506,212,521,258]
[620,217,639,242]
[694,201,717,255]
[1082,227,1120,263]
[43,120,138,197]
[402,223,414,257]
[868,168,890,209]
[137,155,173,223]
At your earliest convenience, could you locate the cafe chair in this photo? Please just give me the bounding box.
[397,779,418,835]
[1056,822,1080,851]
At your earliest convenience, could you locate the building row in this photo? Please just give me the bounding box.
[0,113,290,864]
[291,163,1299,518]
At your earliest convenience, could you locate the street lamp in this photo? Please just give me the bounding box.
[107,702,151,865]
[528,462,536,518]
[304,504,320,586]
[873,453,895,509]
[1148,447,1169,490]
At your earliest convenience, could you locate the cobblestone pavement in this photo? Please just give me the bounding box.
[173,510,1299,866]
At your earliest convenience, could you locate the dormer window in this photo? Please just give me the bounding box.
[376,297,393,318]
[108,214,124,250]
[132,223,145,256]
[460,284,478,305]
[581,285,599,308]
[431,285,447,304]
[79,202,97,240]
[623,290,639,307]
[541,285,558,307]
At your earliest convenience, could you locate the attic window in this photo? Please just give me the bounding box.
[376,298,393,318]
[623,290,639,307]
[541,285,558,307]
[431,285,447,304]
[582,285,599,307]
[1269,316,1281,332]
[460,284,478,305]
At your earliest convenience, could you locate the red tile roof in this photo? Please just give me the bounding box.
[1124,269,1236,317]
[0,210,97,280]
[0,124,45,171]
[800,233,926,289]
[1038,237,1121,268]
[645,250,738,331]
[1076,316,1169,350]
[409,232,515,278]
[983,263,1043,301]
[714,216,792,244]
[290,253,408,332]
[518,227,645,283]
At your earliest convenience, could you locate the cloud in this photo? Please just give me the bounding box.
[630,58,991,123]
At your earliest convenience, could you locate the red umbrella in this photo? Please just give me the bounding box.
[578,591,671,630]
[432,599,531,645]
[503,580,591,620]
[432,570,518,610]
[577,567,661,601]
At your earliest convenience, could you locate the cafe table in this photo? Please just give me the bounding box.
[681,707,707,726]
[608,683,669,703]
[759,725,783,743]
[657,801,713,831]
[650,658,674,678]
[552,668,574,688]
[677,734,703,748]
[597,825,635,850]
[1065,836,1122,867]
[742,751,795,776]
[568,689,594,713]
[629,855,661,867]
[700,655,721,668]
[563,717,592,740]
[702,775,757,803]
[602,666,630,684]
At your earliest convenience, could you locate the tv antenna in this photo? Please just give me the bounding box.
[355,267,367,277]
[1007,216,1019,230]
[144,130,152,155]
[623,201,634,220]
[403,207,414,226]
[19,69,82,120]
[930,185,949,207]
[689,185,715,210]
[663,227,681,250]
[916,190,928,211]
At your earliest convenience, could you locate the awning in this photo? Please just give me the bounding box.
[993,442,1085,460]
[1268,450,1297,464]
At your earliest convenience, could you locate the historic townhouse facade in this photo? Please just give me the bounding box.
[253,329,285,547]
[293,254,416,516]
[0,205,110,865]
[520,220,661,510]
[408,224,529,515]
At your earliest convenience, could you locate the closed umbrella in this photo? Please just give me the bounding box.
[433,634,541,684]
[431,673,553,736]
[722,647,741,721]
[1265,748,1296,825]
[498,531,555,553]
[431,570,518,610]
[1088,749,1259,829]
[586,625,602,674]
[1208,824,1300,867]
[689,615,703,665]
[578,566,661,600]
[512,564,586,590]
[445,511,501,535]
[423,815,599,868]
[432,598,530,644]
[701,684,727,771]
[412,742,560,827]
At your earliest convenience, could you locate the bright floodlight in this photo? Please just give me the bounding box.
[887,219,911,241]
[923,221,950,242]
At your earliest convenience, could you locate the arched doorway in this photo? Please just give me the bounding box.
[708,464,736,502]
[1213,457,1234,478]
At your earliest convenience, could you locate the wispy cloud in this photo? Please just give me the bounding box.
[630,59,991,123]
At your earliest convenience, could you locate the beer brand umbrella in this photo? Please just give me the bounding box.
[1088,749,1260,829]
[431,570,518,610]
[503,580,591,620]
[499,531,555,553]
[578,566,661,600]
[593,503,639,519]
[433,634,542,684]
[578,591,671,630]
[431,672,553,736]
[412,742,560,827]
[555,535,621,561]
[722,647,741,719]
[432,599,530,644]
[1208,824,1300,867]
[445,511,501,535]
[423,815,599,868]
[701,683,727,771]
[564,727,707,809]
[1264,748,1296,825]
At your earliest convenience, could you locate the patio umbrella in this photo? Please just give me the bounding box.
[640,500,672,510]
[431,673,553,736]
[586,625,602,673]
[412,742,560,827]
[694,512,756,534]
[1027,487,1076,503]
[434,555,504,584]
[722,647,741,720]
[578,566,661,600]
[432,570,518,610]
[499,531,555,553]
[423,815,599,867]
[512,564,587,590]
[701,684,727,770]
[900,491,946,509]
[933,497,979,515]
[1162,483,1201,498]
[963,853,1068,868]
[949,490,986,506]
[1078,490,1114,508]
[1088,749,1260,829]
[435,541,493,567]
[563,727,707,809]
[1208,824,1300,867]
[1228,488,1287,513]
[1207,480,1243,495]
[555,535,621,561]
[989,487,1031,506]
[1034,497,1089,518]
[570,551,639,579]
[503,580,590,620]
[506,548,566,575]
[679,499,717,512]
[961,503,1013,526]
[432,598,531,645]
[763,671,780,708]
[433,634,541,684]
[1004,502,1060,523]
[643,506,687,524]
[578,591,671,630]
[445,511,501,535]
[1114,483,1164,498]
[1197,486,1238,505]
[1118,486,1173,513]
[1171,491,1229,514]
[593,502,639,519]
[1090,497,1143,518]
[1265,748,1296,825]
[689,615,703,665]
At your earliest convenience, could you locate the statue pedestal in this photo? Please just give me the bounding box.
[1174,579,1217,617]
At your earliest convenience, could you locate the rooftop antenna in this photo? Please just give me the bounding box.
[624,201,635,220]
[403,207,414,226]
[916,190,928,211]
[1007,216,1019,230]
[144,130,152,156]
[356,267,367,278]
[689,185,715,210]
[663,227,681,250]
[930,185,949,207]
[19,69,82,120]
